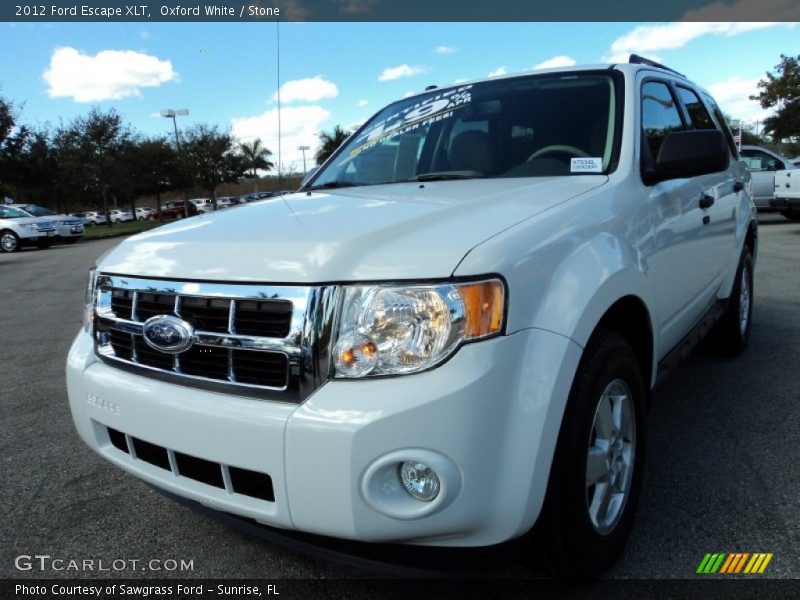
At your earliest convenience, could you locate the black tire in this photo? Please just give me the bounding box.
[36,238,52,250]
[783,210,800,222]
[704,248,753,356]
[529,330,647,581]
[0,229,20,253]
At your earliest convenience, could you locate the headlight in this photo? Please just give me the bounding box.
[83,267,97,332]
[18,223,33,230]
[332,278,505,378]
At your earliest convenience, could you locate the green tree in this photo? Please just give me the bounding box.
[128,136,180,219]
[0,95,14,147]
[315,125,349,166]
[52,109,134,224]
[751,54,800,142]
[182,124,245,208]
[238,138,274,192]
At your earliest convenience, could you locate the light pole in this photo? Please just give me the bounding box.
[160,109,189,217]
[298,145,310,176]
[160,108,189,148]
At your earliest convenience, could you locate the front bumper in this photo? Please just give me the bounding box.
[67,326,581,548]
[56,223,85,237]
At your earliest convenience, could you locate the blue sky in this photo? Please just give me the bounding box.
[1,21,798,170]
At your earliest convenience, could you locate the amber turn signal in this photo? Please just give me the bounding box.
[456,280,505,340]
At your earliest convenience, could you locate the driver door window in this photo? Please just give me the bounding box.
[641,81,684,162]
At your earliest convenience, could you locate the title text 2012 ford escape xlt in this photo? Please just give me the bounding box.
[67,56,757,580]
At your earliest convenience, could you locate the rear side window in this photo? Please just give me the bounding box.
[641,81,684,160]
[676,87,715,130]
[702,93,738,158]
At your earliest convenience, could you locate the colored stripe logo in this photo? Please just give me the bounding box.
[696,552,773,574]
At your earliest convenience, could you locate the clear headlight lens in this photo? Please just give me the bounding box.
[332,279,504,378]
[83,267,97,332]
[18,223,33,229]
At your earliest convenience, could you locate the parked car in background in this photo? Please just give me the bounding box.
[739,145,798,218]
[135,207,154,221]
[216,196,237,209]
[188,198,214,213]
[0,205,56,252]
[772,170,800,222]
[80,211,109,226]
[150,201,199,220]
[108,209,135,223]
[9,203,84,243]
[245,192,272,201]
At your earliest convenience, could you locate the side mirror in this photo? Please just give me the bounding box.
[646,129,729,185]
[300,166,319,188]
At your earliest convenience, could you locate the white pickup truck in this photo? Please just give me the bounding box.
[67,57,757,580]
[739,144,799,221]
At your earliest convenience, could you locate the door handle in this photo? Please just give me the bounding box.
[733,180,744,192]
[699,194,715,210]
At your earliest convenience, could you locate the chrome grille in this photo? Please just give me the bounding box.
[93,274,338,402]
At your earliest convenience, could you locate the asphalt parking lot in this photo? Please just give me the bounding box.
[1,215,799,581]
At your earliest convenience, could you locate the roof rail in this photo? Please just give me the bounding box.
[628,54,685,78]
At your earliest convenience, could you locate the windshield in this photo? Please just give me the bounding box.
[0,206,31,219]
[309,72,619,189]
[21,205,54,217]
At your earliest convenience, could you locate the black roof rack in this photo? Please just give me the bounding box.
[628,54,685,78]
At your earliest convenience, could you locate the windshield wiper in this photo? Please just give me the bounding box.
[411,172,487,182]
[305,181,363,191]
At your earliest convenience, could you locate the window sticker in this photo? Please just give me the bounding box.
[348,86,474,158]
[570,157,603,173]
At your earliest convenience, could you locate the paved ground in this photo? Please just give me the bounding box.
[1,215,798,580]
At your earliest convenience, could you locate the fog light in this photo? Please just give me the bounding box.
[399,461,440,502]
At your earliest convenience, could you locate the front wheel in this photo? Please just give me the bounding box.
[704,247,753,356]
[529,330,646,581]
[0,230,20,253]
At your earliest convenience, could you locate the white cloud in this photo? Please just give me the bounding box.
[533,55,577,70]
[139,30,150,39]
[231,105,330,172]
[603,22,790,63]
[488,66,507,77]
[378,64,430,82]
[453,78,469,84]
[705,76,773,123]
[43,46,175,102]
[271,76,338,103]
[435,45,457,54]
[403,91,415,98]
[357,99,368,107]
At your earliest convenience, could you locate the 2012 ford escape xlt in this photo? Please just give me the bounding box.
[67,56,757,580]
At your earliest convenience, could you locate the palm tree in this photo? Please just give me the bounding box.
[238,138,274,192]
[315,125,350,166]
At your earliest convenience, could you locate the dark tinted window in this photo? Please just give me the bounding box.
[641,81,684,160]
[676,87,715,130]
[702,93,738,157]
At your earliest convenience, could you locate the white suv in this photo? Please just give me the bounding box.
[67,57,756,580]
[10,203,84,243]
[0,205,56,252]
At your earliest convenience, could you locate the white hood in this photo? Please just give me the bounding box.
[98,177,607,282]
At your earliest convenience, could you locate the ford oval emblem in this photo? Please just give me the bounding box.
[142,315,195,354]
